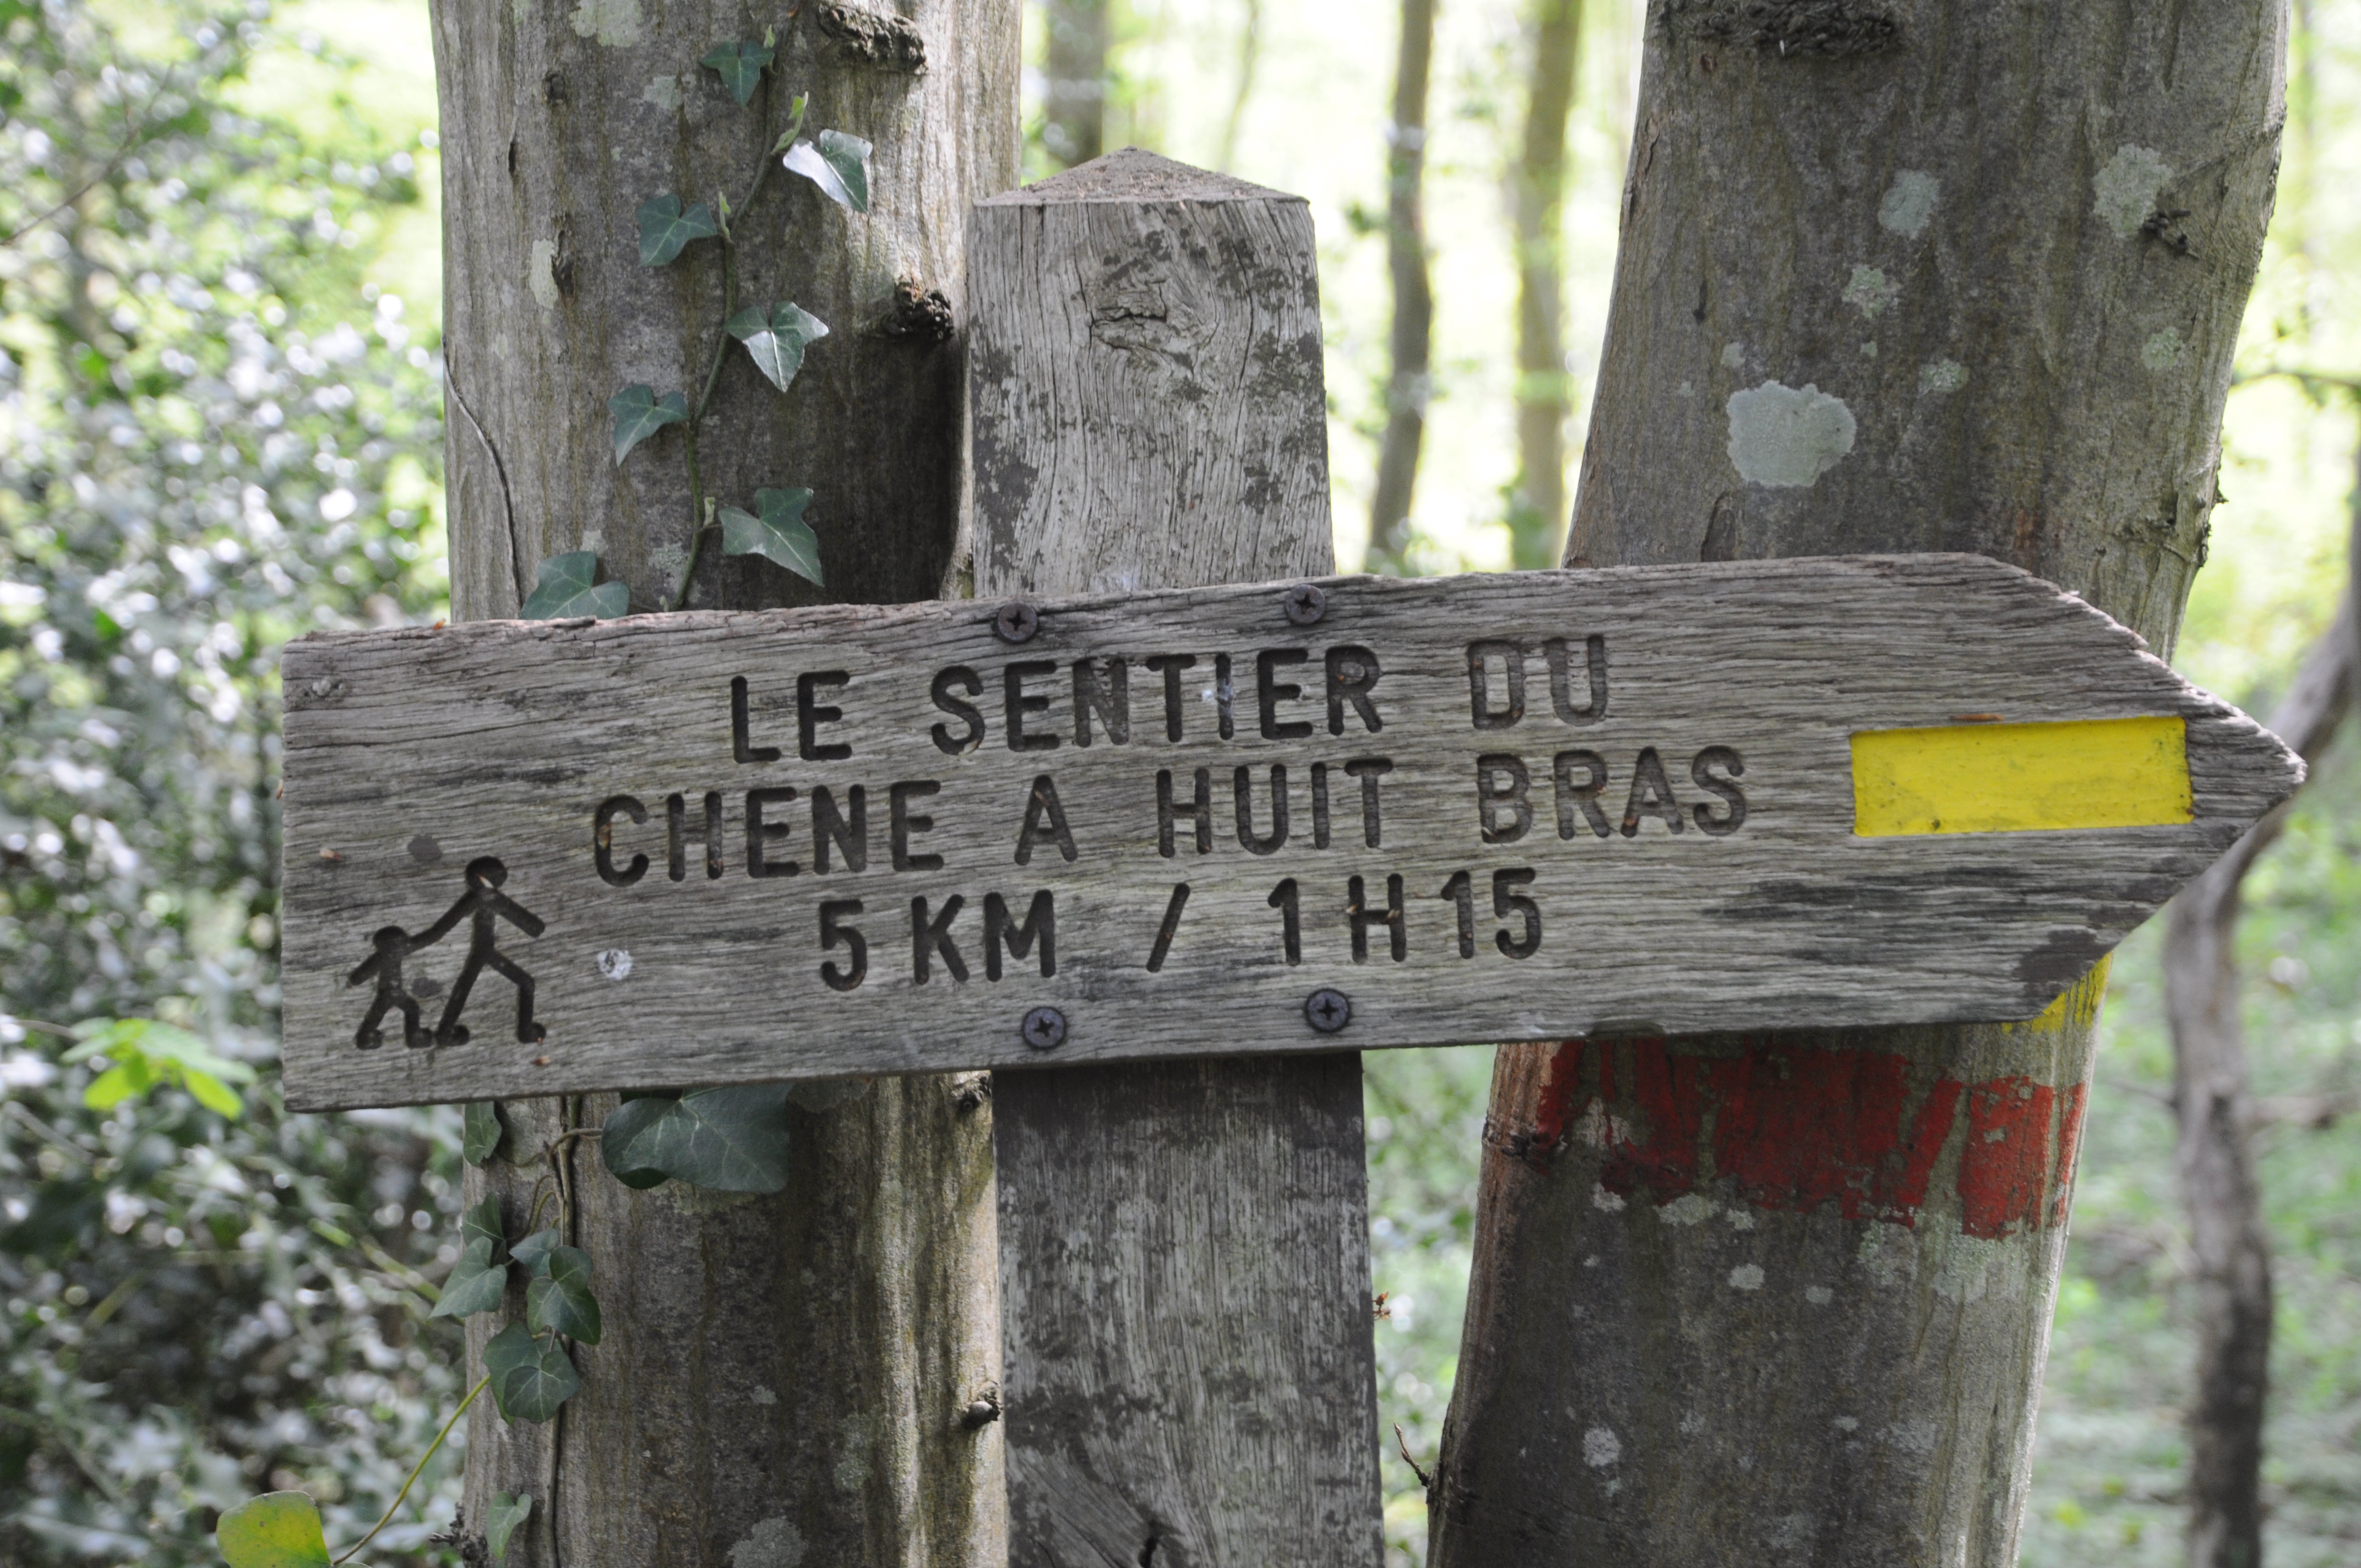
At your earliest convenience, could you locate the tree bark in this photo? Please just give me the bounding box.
[969,149,1385,1567]
[1369,0,1439,570]
[1433,6,2288,1565]
[1042,0,1108,168]
[431,4,1017,1564]
[1508,0,1583,569]
[2165,441,2355,1568]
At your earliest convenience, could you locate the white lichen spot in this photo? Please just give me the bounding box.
[1933,1231,2028,1304]
[1591,1184,1626,1213]
[1878,170,1939,238]
[1728,1263,1765,1291]
[595,948,633,981]
[728,1516,807,1568]
[1582,1426,1622,1467]
[1679,1410,1706,1436]
[1804,1284,1834,1305]
[643,74,684,112]
[750,1386,777,1406]
[1768,1513,1813,1550]
[1657,1193,1718,1227]
[1884,1417,1939,1457]
[2094,144,2173,239]
[1859,340,1878,360]
[1842,265,1900,319]
[528,240,561,312]
[2142,328,2187,372]
[1675,379,1697,399]
[569,0,645,46]
[1726,381,1857,488]
[1832,1415,1860,1433]
[1725,1208,1755,1232]
[1575,1097,1629,1150]
[1582,1254,1601,1268]
[649,542,690,578]
[1857,1222,1914,1288]
[1721,340,1745,370]
[1918,358,1968,395]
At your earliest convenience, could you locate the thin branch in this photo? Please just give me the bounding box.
[1393,1421,1434,1490]
[330,1374,490,1565]
[0,69,177,251]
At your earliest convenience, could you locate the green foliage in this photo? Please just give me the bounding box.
[486,1491,531,1564]
[720,488,824,587]
[726,301,830,394]
[0,3,466,1561]
[459,1195,507,1261]
[463,1101,504,1166]
[215,1491,330,1568]
[427,1236,505,1321]
[700,41,775,107]
[606,384,689,467]
[784,130,873,213]
[519,551,629,620]
[508,1227,559,1277]
[62,1017,255,1119]
[633,193,719,268]
[600,1086,794,1194]
[482,1323,580,1425]
[524,1247,601,1344]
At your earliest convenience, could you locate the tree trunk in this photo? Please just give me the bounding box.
[969,149,1385,1567]
[1433,6,2287,1565]
[1215,0,1266,174]
[1508,0,1582,569]
[1369,0,1439,570]
[430,4,1017,1564]
[1042,0,1108,168]
[2165,442,2356,1568]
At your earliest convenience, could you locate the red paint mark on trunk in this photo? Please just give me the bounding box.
[1957,1077,2057,1238]
[2049,1082,2089,1228]
[1525,1039,1589,1169]
[1600,1041,1706,1195]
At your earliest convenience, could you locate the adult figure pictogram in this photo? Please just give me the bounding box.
[414,856,546,1046]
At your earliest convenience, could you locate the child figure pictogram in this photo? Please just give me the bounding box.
[346,925,432,1050]
[346,856,545,1050]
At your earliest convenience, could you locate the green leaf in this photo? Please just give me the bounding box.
[600,1085,794,1193]
[510,1227,561,1277]
[67,1017,253,1118]
[464,1101,504,1166]
[488,1491,533,1564]
[217,1491,331,1568]
[461,1195,509,1261]
[429,1235,508,1320]
[782,129,872,213]
[521,551,631,619]
[526,1245,603,1344]
[700,40,774,106]
[81,1058,153,1110]
[635,193,719,266]
[726,301,831,393]
[484,1323,580,1423]
[607,384,689,467]
[720,488,824,587]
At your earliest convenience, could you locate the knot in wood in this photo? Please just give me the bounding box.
[817,4,927,70]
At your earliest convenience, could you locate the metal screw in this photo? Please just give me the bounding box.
[994,601,1041,643]
[1282,583,1328,627]
[1020,1005,1067,1051]
[1304,988,1352,1033]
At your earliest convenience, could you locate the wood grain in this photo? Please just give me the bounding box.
[969,148,1382,1568]
[278,553,2298,1111]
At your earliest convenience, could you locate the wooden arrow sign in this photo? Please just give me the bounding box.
[275,553,2300,1111]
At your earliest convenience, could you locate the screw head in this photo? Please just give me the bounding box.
[1304,988,1352,1034]
[1282,583,1328,626]
[994,601,1041,643]
[1020,1005,1067,1051]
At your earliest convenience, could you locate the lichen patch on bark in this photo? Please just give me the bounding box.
[1725,379,1856,487]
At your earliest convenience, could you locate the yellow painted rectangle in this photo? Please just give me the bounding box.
[1852,716,2191,836]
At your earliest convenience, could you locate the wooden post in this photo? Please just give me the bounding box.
[969,149,1386,1566]
[428,4,1015,1562]
[1431,6,2288,1565]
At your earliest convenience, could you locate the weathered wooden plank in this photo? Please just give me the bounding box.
[969,148,1381,1568]
[275,552,2298,1112]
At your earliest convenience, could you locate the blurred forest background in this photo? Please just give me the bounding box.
[0,2,2353,1565]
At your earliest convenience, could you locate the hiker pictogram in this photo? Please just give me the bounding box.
[345,856,545,1050]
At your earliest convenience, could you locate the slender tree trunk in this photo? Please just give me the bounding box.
[430,4,1017,1564]
[1433,6,2288,1565]
[1369,0,1439,570]
[1215,0,1265,173]
[2166,439,2357,1568]
[1043,0,1108,168]
[1508,0,1582,569]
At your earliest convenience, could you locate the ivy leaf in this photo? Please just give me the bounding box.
[484,1323,581,1424]
[521,551,630,620]
[460,1196,509,1262]
[608,383,689,466]
[509,1227,561,1277]
[488,1492,533,1565]
[782,129,872,213]
[217,1491,331,1568]
[463,1101,504,1166]
[526,1245,603,1344]
[600,1085,794,1193]
[429,1235,508,1320]
[700,40,774,106]
[635,193,719,266]
[720,487,823,587]
[726,301,830,393]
